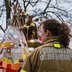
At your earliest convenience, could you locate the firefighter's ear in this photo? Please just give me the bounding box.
[46,30,52,37]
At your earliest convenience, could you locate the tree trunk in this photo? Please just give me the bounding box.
[5,0,11,29]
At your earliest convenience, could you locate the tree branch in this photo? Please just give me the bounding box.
[0,26,5,33]
[44,0,52,12]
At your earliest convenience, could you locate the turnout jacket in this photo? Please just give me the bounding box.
[22,39,72,72]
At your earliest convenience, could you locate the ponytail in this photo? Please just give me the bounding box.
[58,22,70,47]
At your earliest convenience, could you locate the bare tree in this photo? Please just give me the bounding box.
[5,0,11,21]
[0,0,72,32]
[17,0,71,22]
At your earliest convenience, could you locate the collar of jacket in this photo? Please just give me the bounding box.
[42,38,65,49]
[43,38,56,44]
[37,37,68,49]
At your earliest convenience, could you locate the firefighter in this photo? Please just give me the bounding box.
[19,16,37,40]
[19,19,72,72]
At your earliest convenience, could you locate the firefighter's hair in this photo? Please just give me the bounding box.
[43,19,70,47]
